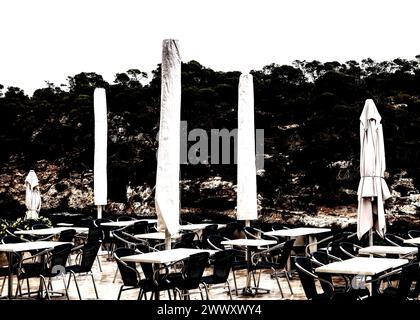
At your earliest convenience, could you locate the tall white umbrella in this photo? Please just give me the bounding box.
[94,88,108,219]
[237,73,258,226]
[357,99,391,244]
[155,39,181,249]
[24,170,41,220]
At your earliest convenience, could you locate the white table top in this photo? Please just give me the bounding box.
[221,239,277,247]
[265,227,331,237]
[100,219,157,227]
[15,227,88,236]
[0,241,71,253]
[315,257,409,276]
[404,237,420,245]
[121,248,217,264]
[179,223,225,231]
[135,232,182,240]
[359,245,418,256]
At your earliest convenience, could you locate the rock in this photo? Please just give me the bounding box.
[397,205,418,215]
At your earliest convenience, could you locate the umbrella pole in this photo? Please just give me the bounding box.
[97,205,102,219]
[369,229,373,247]
[245,220,250,228]
[165,229,171,250]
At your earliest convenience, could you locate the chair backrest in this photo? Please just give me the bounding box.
[93,219,113,242]
[207,235,227,250]
[244,226,261,239]
[395,263,420,299]
[408,230,420,239]
[5,227,19,237]
[210,250,234,283]
[48,243,73,274]
[117,216,136,222]
[114,247,140,287]
[274,239,296,268]
[93,218,112,227]
[174,232,197,249]
[311,251,330,266]
[2,235,25,244]
[271,223,286,231]
[221,222,245,239]
[79,217,95,228]
[58,229,77,242]
[384,233,405,247]
[128,221,149,235]
[339,241,359,259]
[32,224,50,230]
[295,256,321,300]
[200,225,219,248]
[87,227,104,242]
[113,230,147,249]
[79,241,102,271]
[178,252,210,290]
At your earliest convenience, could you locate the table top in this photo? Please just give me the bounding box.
[56,223,74,227]
[265,227,331,237]
[179,223,225,231]
[404,237,420,245]
[315,257,409,276]
[221,239,277,247]
[121,248,217,264]
[100,219,157,227]
[135,232,181,240]
[0,241,71,253]
[359,245,418,256]
[15,227,88,236]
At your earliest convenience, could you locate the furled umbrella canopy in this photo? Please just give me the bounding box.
[357,99,391,242]
[94,87,108,219]
[155,39,181,248]
[25,170,41,220]
[237,73,258,226]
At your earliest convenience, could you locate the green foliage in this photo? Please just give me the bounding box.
[0,219,8,238]
[0,217,52,238]
[11,217,52,231]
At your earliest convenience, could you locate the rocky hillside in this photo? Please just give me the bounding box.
[1,58,420,231]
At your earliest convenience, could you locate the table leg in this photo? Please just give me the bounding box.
[7,252,13,299]
[242,247,270,296]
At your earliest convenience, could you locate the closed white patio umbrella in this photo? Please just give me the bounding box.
[155,39,181,249]
[24,170,41,220]
[94,87,108,219]
[237,73,258,226]
[357,99,391,244]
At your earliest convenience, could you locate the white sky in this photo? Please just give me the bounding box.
[1,0,420,95]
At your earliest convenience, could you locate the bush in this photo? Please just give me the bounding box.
[11,217,52,231]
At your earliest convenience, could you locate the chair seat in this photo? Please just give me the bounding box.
[18,263,45,279]
[200,275,226,285]
[65,265,89,274]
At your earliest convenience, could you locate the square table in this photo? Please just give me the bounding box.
[221,239,277,295]
[0,241,71,298]
[264,227,331,253]
[358,245,418,257]
[15,227,88,236]
[121,248,216,299]
[315,257,409,295]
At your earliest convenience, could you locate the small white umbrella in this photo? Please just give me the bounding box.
[237,73,258,226]
[155,39,181,249]
[357,99,391,244]
[94,88,108,219]
[24,170,41,220]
